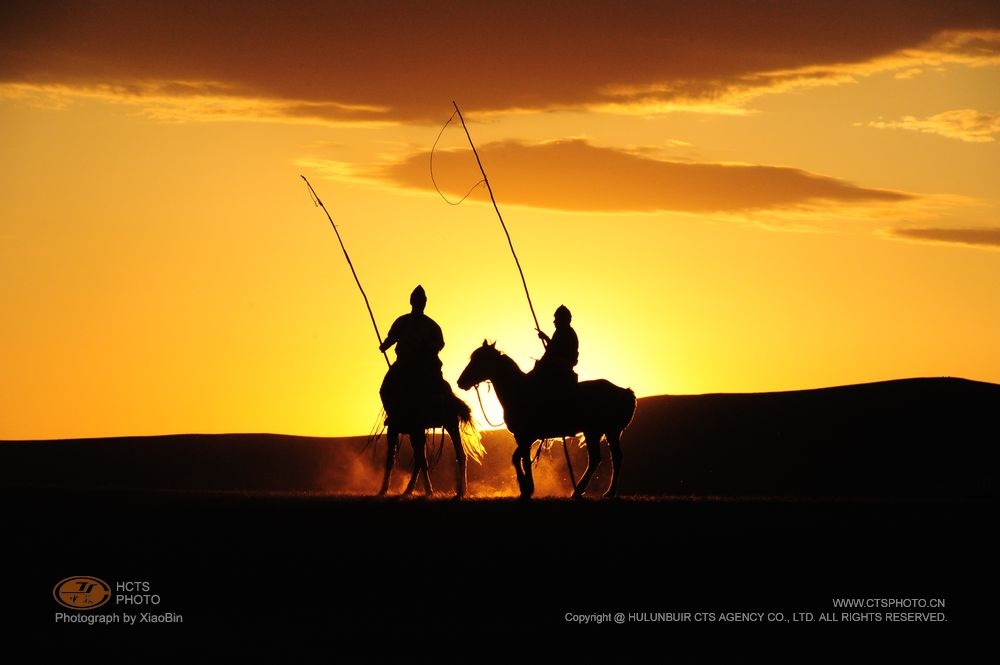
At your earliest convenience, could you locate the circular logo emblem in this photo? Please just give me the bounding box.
[53,576,112,610]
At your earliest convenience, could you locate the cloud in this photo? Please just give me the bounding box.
[864,109,1000,143]
[2,1,999,122]
[372,139,911,213]
[890,227,1000,249]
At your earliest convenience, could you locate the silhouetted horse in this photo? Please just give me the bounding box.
[379,387,484,498]
[457,341,636,499]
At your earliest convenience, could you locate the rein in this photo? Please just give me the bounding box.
[474,382,505,428]
[427,427,445,470]
[362,407,387,456]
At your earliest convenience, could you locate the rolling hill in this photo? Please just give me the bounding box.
[2,377,997,498]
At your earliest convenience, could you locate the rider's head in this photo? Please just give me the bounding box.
[410,285,427,312]
[554,304,572,326]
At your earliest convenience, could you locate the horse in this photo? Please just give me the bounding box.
[377,386,485,498]
[457,340,636,499]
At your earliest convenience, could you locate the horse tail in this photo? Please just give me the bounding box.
[607,384,638,432]
[452,393,486,463]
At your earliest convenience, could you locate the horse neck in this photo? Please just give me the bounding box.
[485,353,526,406]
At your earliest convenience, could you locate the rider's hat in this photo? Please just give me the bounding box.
[410,285,427,307]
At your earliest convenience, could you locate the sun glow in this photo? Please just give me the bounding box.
[2,8,999,440]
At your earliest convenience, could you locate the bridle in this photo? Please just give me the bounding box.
[473,380,506,428]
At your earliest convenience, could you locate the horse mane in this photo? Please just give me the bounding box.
[485,343,526,377]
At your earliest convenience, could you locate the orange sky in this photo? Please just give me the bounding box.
[2,1,999,439]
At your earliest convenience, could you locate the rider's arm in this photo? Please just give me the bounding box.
[380,318,402,352]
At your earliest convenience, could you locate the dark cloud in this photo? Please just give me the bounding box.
[376,139,911,213]
[2,1,999,121]
[891,227,1000,248]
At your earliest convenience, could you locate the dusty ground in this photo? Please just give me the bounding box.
[4,488,993,663]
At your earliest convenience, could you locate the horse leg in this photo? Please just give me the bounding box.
[603,431,623,498]
[378,427,400,496]
[402,434,420,496]
[446,421,467,499]
[511,438,534,499]
[402,431,432,496]
[511,448,526,496]
[522,444,535,498]
[418,430,434,495]
[572,432,603,499]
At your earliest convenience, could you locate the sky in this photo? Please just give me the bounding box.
[2,1,999,440]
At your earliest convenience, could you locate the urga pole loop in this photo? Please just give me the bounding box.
[449,104,576,487]
[451,101,544,347]
[301,175,390,368]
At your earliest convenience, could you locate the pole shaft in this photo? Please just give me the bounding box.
[452,101,543,341]
[301,175,390,368]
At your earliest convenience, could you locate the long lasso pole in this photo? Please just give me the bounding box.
[449,103,575,487]
[452,101,543,344]
[301,175,390,368]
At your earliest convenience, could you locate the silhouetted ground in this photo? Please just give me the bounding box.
[3,377,997,499]
[4,377,997,662]
[626,377,999,498]
[4,488,994,664]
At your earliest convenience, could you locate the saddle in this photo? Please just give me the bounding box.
[381,370,452,428]
[527,364,579,427]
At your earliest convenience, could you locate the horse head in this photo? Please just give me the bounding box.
[457,339,501,391]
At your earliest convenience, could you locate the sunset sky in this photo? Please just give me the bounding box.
[2,1,999,440]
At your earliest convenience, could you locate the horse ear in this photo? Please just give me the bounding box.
[490,341,496,348]
[482,339,488,347]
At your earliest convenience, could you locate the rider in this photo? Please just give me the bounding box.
[530,304,579,395]
[378,285,447,415]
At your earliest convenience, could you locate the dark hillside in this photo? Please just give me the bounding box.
[2,377,996,499]
[622,377,999,498]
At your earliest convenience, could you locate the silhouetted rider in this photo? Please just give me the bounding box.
[530,304,579,392]
[379,285,446,414]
